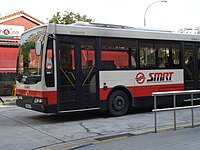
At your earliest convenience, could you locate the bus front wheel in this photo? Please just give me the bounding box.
[108,90,129,117]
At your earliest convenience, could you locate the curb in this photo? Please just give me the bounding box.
[45,123,200,150]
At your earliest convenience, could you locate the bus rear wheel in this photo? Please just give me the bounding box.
[108,90,129,117]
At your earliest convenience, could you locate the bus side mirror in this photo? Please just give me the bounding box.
[35,41,42,56]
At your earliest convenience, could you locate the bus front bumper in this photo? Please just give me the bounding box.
[16,99,57,113]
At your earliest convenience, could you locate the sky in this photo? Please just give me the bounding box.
[1,0,200,31]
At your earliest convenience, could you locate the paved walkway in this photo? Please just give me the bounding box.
[76,126,200,150]
[0,96,16,101]
[2,96,200,150]
[0,96,16,105]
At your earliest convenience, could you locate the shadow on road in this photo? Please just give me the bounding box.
[26,107,153,124]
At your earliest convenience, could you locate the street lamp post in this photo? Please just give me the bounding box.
[144,0,167,27]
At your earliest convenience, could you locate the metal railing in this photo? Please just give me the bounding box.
[152,90,200,133]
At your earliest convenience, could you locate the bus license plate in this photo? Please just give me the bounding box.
[25,104,32,109]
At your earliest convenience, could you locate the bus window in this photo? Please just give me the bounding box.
[184,46,193,80]
[198,47,200,80]
[45,38,54,87]
[81,39,96,87]
[140,41,181,69]
[59,42,75,88]
[156,43,170,68]
[101,51,128,69]
[81,40,95,69]
[46,50,53,74]
[101,38,136,69]
[172,43,180,67]
[28,49,41,70]
[130,48,137,68]
[80,40,97,100]
[139,42,156,68]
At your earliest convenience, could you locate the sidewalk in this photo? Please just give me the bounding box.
[75,126,200,150]
[0,96,17,105]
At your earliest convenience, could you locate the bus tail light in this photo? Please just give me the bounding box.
[33,98,47,104]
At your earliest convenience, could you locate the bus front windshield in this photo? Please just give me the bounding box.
[16,26,46,84]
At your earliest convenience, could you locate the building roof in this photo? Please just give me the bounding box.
[0,10,44,25]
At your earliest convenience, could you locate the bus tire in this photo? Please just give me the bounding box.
[108,90,129,116]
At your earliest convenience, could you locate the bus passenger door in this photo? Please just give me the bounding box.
[79,38,98,108]
[58,37,98,111]
[58,40,77,111]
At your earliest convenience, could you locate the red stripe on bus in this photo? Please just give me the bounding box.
[17,90,57,104]
[99,88,112,101]
[100,84,184,100]
[129,84,184,97]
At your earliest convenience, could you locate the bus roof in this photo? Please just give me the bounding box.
[45,22,200,42]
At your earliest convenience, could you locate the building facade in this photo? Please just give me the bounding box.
[0,11,44,95]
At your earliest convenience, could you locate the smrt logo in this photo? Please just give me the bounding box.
[147,72,174,82]
[135,72,145,84]
[135,71,175,84]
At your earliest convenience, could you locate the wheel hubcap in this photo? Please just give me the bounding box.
[113,96,125,111]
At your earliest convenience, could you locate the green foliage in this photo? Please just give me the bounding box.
[48,11,94,24]
[20,42,35,68]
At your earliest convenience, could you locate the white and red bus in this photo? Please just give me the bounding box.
[16,22,200,116]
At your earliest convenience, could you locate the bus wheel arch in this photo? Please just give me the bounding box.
[107,86,132,116]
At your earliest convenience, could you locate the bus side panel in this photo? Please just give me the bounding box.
[99,70,184,103]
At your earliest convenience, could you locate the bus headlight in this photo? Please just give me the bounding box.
[17,95,23,100]
[33,98,47,104]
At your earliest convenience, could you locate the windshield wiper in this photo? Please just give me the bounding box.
[16,75,41,84]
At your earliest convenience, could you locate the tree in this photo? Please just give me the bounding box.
[48,11,94,24]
